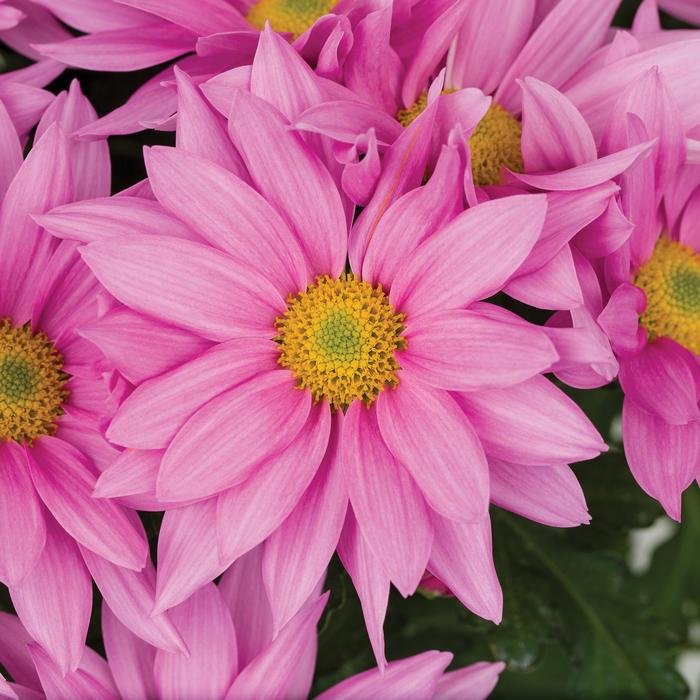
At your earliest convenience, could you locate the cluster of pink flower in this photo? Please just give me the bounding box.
[0,0,699,697]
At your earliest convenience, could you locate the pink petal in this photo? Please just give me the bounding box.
[153,584,237,700]
[0,612,40,692]
[457,375,607,465]
[223,594,328,700]
[30,0,152,31]
[228,89,347,278]
[658,0,700,23]
[343,403,432,597]
[618,339,700,425]
[144,145,307,296]
[0,674,16,700]
[216,402,331,562]
[0,442,45,586]
[597,282,647,358]
[263,413,348,633]
[0,98,22,199]
[35,23,195,71]
[0,82,53,136]
[93,449,162,500]
[108,337,277,449]
[490,459,590,527]
[575,195,633,259]
[102,604,157,700]
[402,308,558,391]
[622,398,700,521]
[435,661,506,700]
[157,370,311,501]
[28,438,148,570]
[390,194,547,317]
[428,514,502,623]
[10,518,91,674]
[377,375,489,522]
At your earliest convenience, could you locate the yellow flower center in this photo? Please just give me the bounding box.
[396,98,523,187]
[0,320,69,444]
[275,274,406,409]
[246,0,337,38]
[635,237,700,355]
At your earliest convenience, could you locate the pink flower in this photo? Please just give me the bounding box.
[43,73,606,664]
[0,546,505,699]
[0,81,187,674]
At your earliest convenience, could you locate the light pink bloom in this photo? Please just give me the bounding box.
[0,547,505,699]
[43,68,606,663]
[0,82,187,673]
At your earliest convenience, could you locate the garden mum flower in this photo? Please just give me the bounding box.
[0,546,505,699]
[0,82,186,674]
[43,80,606,663]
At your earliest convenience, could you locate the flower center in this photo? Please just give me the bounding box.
[396,98,523,187]
[275,274,406,409]
[0,320,69,444]
[635,237,700,355]
[246,0,337,38]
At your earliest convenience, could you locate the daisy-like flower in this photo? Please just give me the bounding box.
[0,546,505,700]
[0,82,188,674]
[42,75,606,663]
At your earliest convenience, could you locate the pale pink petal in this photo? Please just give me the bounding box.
[343,403,432,597]
[0,5,25,31]
[30,0,152,31]
[10,518,91,674]
[0,0,69,60]
[0,82,53,136]
[228,89,347,278]
[496,0,620,111]
[93,449,162,500]
[632,0,661,36]
[490,459,590,527]
[337,512,390,668]
[0,98,22,199]
[457,375,607,465]
[575,195,633,259]
[102,604,157,700]
[428,514,502,623]
[318,651,453,700]
[144,145,307,296]
[377,375,489,522]
[154,584,237,700]
[27,438,148,570]
[402,309,557,391]
[114,0,246,34]
[216,403,331,562]
[157,370,311,501]
[263,413,348,633]
[435,661,506,700]
[618,339,700,425]
[0,674,16,700]
[0,442,45,586]
[622,398,700,521]
[597,283,647,358]
[0,613,40,691]
[108,337,277,449]
[390,194,547,317]
[223,594,328,700]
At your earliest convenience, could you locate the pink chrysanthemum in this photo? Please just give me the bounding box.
[0,546,505,700]
[43,73,607,662]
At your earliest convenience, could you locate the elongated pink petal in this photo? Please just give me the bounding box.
[390,194,547,317]
[622,398,700,521]
[343,403,432,597]
[0,442,45,586]
[377,375,489,522]
[659,0,700,23]
[82,235,284,341]
[93,448,162,500]
[618,339,700,425]
[575,195,633,259]
[224,594,328,700]
[0,82,54,136]
[10,518,91,674]
[0,98,22,199]
[145,145,307,296]
[35,23,195,71]
[28,437,148,570]
[496,0,620,111]
[30,0,152,31]
[403,309,557,391]
[263,412,347,633]
[0,0,70,60]
[109,337,277,449]
[435,661,506,700]
[228,89,347,278]
[216,402,331,562]
[597,283,647,358]
[318,651,453,700]
[158,370,311,501]
[154,584,237,700]
[457,375,607,465]
[0,674,16,700]
[0,613,40,692]
[490,459,590,527]
[429,514,502,623]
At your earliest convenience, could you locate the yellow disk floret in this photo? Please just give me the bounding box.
[396,97,523,186]
[635,237,700,355]
[275,274,406,409]
[0,320,69,444]
[246,0,337,38]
